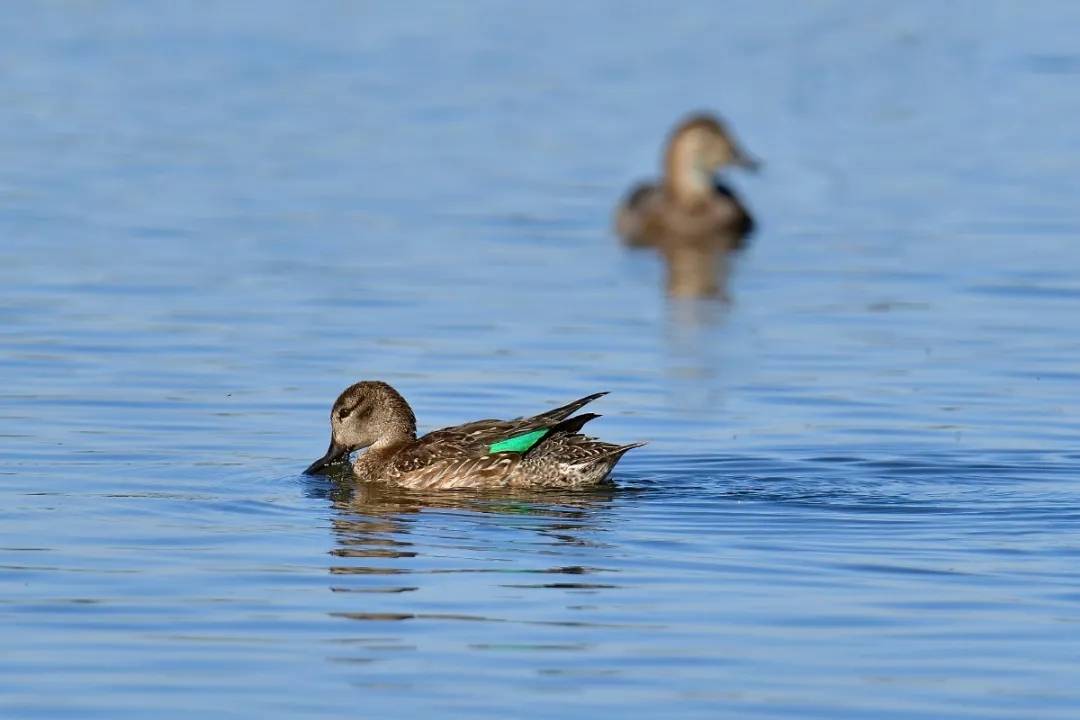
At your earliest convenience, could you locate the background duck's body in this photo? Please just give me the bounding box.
[306,382,642,490]
[615,113,759,298]
[617,178,754,252]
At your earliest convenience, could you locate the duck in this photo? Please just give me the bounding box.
[304,381,643,490]
[615,113,758,298]
[616,113,758,250]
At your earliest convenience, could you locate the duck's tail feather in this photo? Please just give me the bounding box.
[538,392,608,424]
[550,412,601,435]
[583,441,647,465]
[520,413,602,458]
[622,181,655,209]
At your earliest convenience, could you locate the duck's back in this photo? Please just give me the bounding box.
[358,392,630,490]
[616,181,753,251]
[615,182,662,247]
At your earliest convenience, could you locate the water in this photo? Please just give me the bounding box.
[3,2,1080,718]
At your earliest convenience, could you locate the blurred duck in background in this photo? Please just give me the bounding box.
[615,113,759,299]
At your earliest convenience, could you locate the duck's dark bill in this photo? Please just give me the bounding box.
[304,439,349,474]
[733,148,761,172]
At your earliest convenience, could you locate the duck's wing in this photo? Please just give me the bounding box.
[615,181,663,247]
[389,395,612,489]
[418,392,608,451]
[712,180,755,245]
[527,391,608,426]
[623,181,657,208]
[419,417,518,450]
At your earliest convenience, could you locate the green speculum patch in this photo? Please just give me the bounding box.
[488,428,549,454]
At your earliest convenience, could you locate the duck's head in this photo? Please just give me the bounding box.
[665,113,758,199]
[304,381,417,474]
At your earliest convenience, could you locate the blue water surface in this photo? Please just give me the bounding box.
[2,2,1080,718]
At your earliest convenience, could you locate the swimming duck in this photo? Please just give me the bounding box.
[615,113,758,255]
[304,381,643,490]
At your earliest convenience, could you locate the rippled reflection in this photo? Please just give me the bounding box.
[662,298,735,413]
[321,478,620,626]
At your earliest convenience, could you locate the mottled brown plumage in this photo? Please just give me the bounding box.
[305,381,643,490]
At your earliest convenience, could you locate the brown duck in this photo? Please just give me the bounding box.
[615,113,759,297]
[305,381,643,490]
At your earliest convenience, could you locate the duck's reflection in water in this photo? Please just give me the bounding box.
[318,476,621,624]
[661,239,736,300]
[663,297,733,413]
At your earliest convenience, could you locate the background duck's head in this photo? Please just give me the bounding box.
[665,113,759,202]
[305,381,417,474]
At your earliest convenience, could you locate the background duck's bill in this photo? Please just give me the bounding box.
[732,148,761,171]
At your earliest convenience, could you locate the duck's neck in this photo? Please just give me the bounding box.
[378,388,418,448]
[352,447,392,481]
[352,429,414,481]
[664,135,714,208]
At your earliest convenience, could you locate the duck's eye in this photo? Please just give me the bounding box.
[337,400,369,421]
